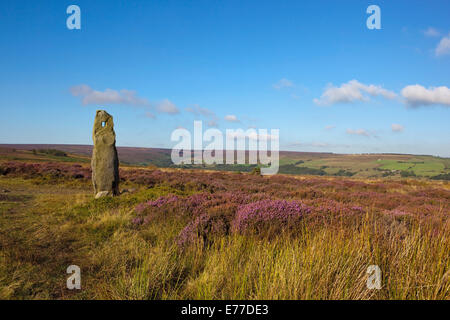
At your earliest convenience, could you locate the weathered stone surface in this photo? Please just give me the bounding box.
[91,110,119,198]
[94,191,111,199]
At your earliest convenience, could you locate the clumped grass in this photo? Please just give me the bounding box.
[0,161,449,300]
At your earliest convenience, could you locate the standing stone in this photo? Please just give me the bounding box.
[91,110,119,198]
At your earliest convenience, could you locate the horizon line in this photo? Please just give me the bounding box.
[0,143,448,159]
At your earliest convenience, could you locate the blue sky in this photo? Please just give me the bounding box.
[0,0,449,156]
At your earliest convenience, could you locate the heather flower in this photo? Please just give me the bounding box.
[310,200,364,216]
[384,209,410,217]
[232,200,311,233]
[177,213,228,246]
[134,195,179,214]
[351,206,364,213]
[131,217,144,225]
[0,161,91,180]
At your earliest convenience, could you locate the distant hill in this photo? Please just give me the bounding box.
[0,144,174,167]
[1,144,449,179]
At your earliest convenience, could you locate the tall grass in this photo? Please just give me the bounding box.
[0,162,449,299]
[82,209,448,300]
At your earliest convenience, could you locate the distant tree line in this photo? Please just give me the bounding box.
[32,149,67,157]
[278,164,327,176]
[400,170,416,178]
[431,173,450,181]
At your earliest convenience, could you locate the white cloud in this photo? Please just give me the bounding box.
[391,124,404,132]
[207,120,218,127]
[325,125,336,130]
[401,84,450,107]
[313,80,396,106]
[273,78,294,90]
[145,112,156,119]
[423,27,440,37]
[70,84,181,116]
[185,105,215,117]
[436,34,450,56]
[346,128,371,137]
[155,99,180,114]
[186,104,218,126]
[70,84,149,106]
[224,114,240,122]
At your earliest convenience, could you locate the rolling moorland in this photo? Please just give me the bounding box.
[1,144,450,180]
[0,146,449,299]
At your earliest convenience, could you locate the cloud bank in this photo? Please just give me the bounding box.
[70,84,181,116]
[423,27,440,37]
[314,80,396,106]
[391,124,404,132]
[186,105,218,127]
[435,33,450,56]
[273,78,294,90]
[156,99,180,114]
[346,128,371,137]
[70,84,149,106]
[401,84,450,107]
[224,115,240,122]
[185,105,215,117]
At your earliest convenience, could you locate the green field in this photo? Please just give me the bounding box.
[278,153,450,179]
